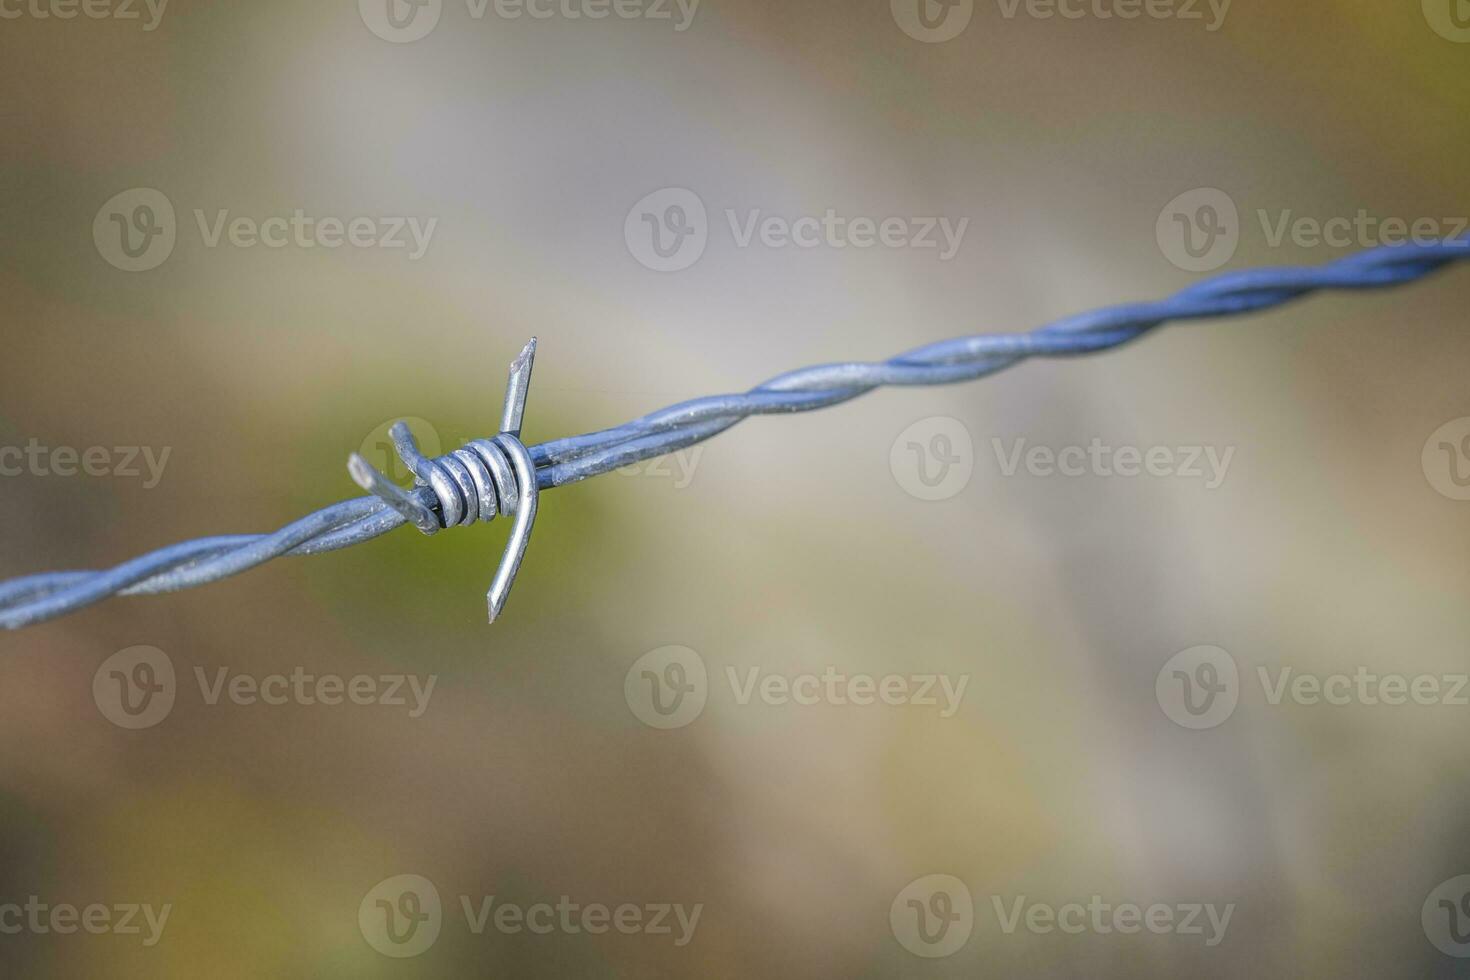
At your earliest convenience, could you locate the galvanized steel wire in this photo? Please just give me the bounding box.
[2,239,1466,629]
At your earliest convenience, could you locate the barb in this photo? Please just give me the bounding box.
[1,239,1466,630]
[345,338,541,622]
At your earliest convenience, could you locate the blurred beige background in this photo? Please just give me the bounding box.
[2,0,1469,975]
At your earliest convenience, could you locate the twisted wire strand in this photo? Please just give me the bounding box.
[2,239,1466,630]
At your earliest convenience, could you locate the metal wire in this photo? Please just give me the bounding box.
[345,338,542,622]
[2,239,1466,630]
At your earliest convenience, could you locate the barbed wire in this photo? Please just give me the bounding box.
[2,239,1466,629]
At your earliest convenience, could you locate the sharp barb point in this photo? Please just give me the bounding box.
[500,337,538,439]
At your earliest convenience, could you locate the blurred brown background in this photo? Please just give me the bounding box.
[2,0,1469,975]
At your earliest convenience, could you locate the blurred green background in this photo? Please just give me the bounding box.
[2,0,1469,975]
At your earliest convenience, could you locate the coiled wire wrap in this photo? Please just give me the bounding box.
[340,340,542,622]
[1,239,1467,629]
[402,432,520,531]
